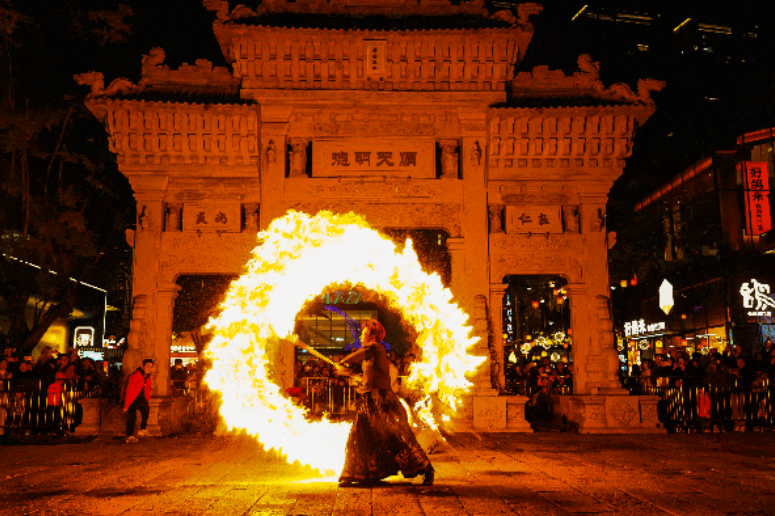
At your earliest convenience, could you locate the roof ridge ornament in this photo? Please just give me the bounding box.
[510,53,665,105]
[74,47,240,99]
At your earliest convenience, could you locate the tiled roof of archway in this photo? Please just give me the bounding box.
[227,13,514,31]
[108,90,253,106]
[495,96,639,109]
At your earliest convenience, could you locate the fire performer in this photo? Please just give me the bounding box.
[335,319,434,487]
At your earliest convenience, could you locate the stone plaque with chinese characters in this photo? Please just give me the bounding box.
[183,203,241,232]
[312,139,435,178]
[505,205,562,234]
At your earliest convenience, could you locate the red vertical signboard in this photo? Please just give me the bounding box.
[740,161,771,236]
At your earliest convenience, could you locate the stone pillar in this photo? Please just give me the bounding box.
[128,179,168,380]
[259,107,291,229]
[153,282,181,398]
[122,295,148,376]
[566,282,593,395]
[446,237,466,302]
[489,283,507,393]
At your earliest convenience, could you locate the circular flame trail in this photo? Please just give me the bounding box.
[203,210,485,474]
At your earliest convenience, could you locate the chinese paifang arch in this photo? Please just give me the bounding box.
[203,210,485,474]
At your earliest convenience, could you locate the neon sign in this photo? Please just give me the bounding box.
[624,319,665,337]
[74,326,94,347]
[740,279,775,317]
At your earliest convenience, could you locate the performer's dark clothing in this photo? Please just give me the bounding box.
[339,341,432,483]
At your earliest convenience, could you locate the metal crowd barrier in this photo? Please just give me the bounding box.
[642,380,774,432]
[0,379,101,436]
[300,376,357,416]
[299,375,416,417]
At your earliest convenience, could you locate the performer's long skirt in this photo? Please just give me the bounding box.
[338,389,431,483]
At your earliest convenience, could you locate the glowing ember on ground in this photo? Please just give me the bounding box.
[203,210,485,474]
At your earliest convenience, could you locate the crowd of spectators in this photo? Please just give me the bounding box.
[631,341,774,392]
[507,357,574,397]
[1,346,112,393]
[0,346,120,436]
[626,342,775,432]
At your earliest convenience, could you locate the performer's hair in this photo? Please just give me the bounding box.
[362,319,386,342]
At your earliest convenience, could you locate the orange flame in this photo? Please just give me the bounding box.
[203,210,485,474]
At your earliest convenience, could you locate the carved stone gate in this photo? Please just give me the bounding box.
[79,0,663,434]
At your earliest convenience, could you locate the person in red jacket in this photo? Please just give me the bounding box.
[123,359,154,443]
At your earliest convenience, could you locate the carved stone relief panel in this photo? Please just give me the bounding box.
[298,110,460,139]
[285,179,461,202]
[160,233,257,283]
[488,204,504,234]
[490,234,575,252]
[491,251,582,283]
[289,202,463,237]
[562,205,580,233]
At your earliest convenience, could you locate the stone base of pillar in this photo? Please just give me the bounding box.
[146,396,191,436]
[471,394,533,432]
[551,394,664,433]
[74,398,102,435]
[505,395,533,432]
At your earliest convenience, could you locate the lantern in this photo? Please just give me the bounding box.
[557,296,564,305]
[620,280,628,288]
[553,288,560,296]
[659,279,674,315]
[630,275,638,286]
[532,300,540,310]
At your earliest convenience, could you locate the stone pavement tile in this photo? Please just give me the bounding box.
[416,485,470,516]
[372,484,424,516]
[189,485,235,498]
[202,495,261,516]
[244,488,300,516]
[537,489,615,514]
[447,484,516,515]
[501,496,571,516]
[287,490,338,516]
[158,498,218,515]
[584,488,666,515]
[331,485,372,516]
[625,487,734,516]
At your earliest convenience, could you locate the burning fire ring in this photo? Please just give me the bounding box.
[203,210,484,474]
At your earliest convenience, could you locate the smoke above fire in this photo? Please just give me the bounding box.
[203,210,485,473]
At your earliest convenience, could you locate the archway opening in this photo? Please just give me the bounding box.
[503,274,573,397]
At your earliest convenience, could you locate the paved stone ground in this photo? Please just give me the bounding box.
[1,431,775,516]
